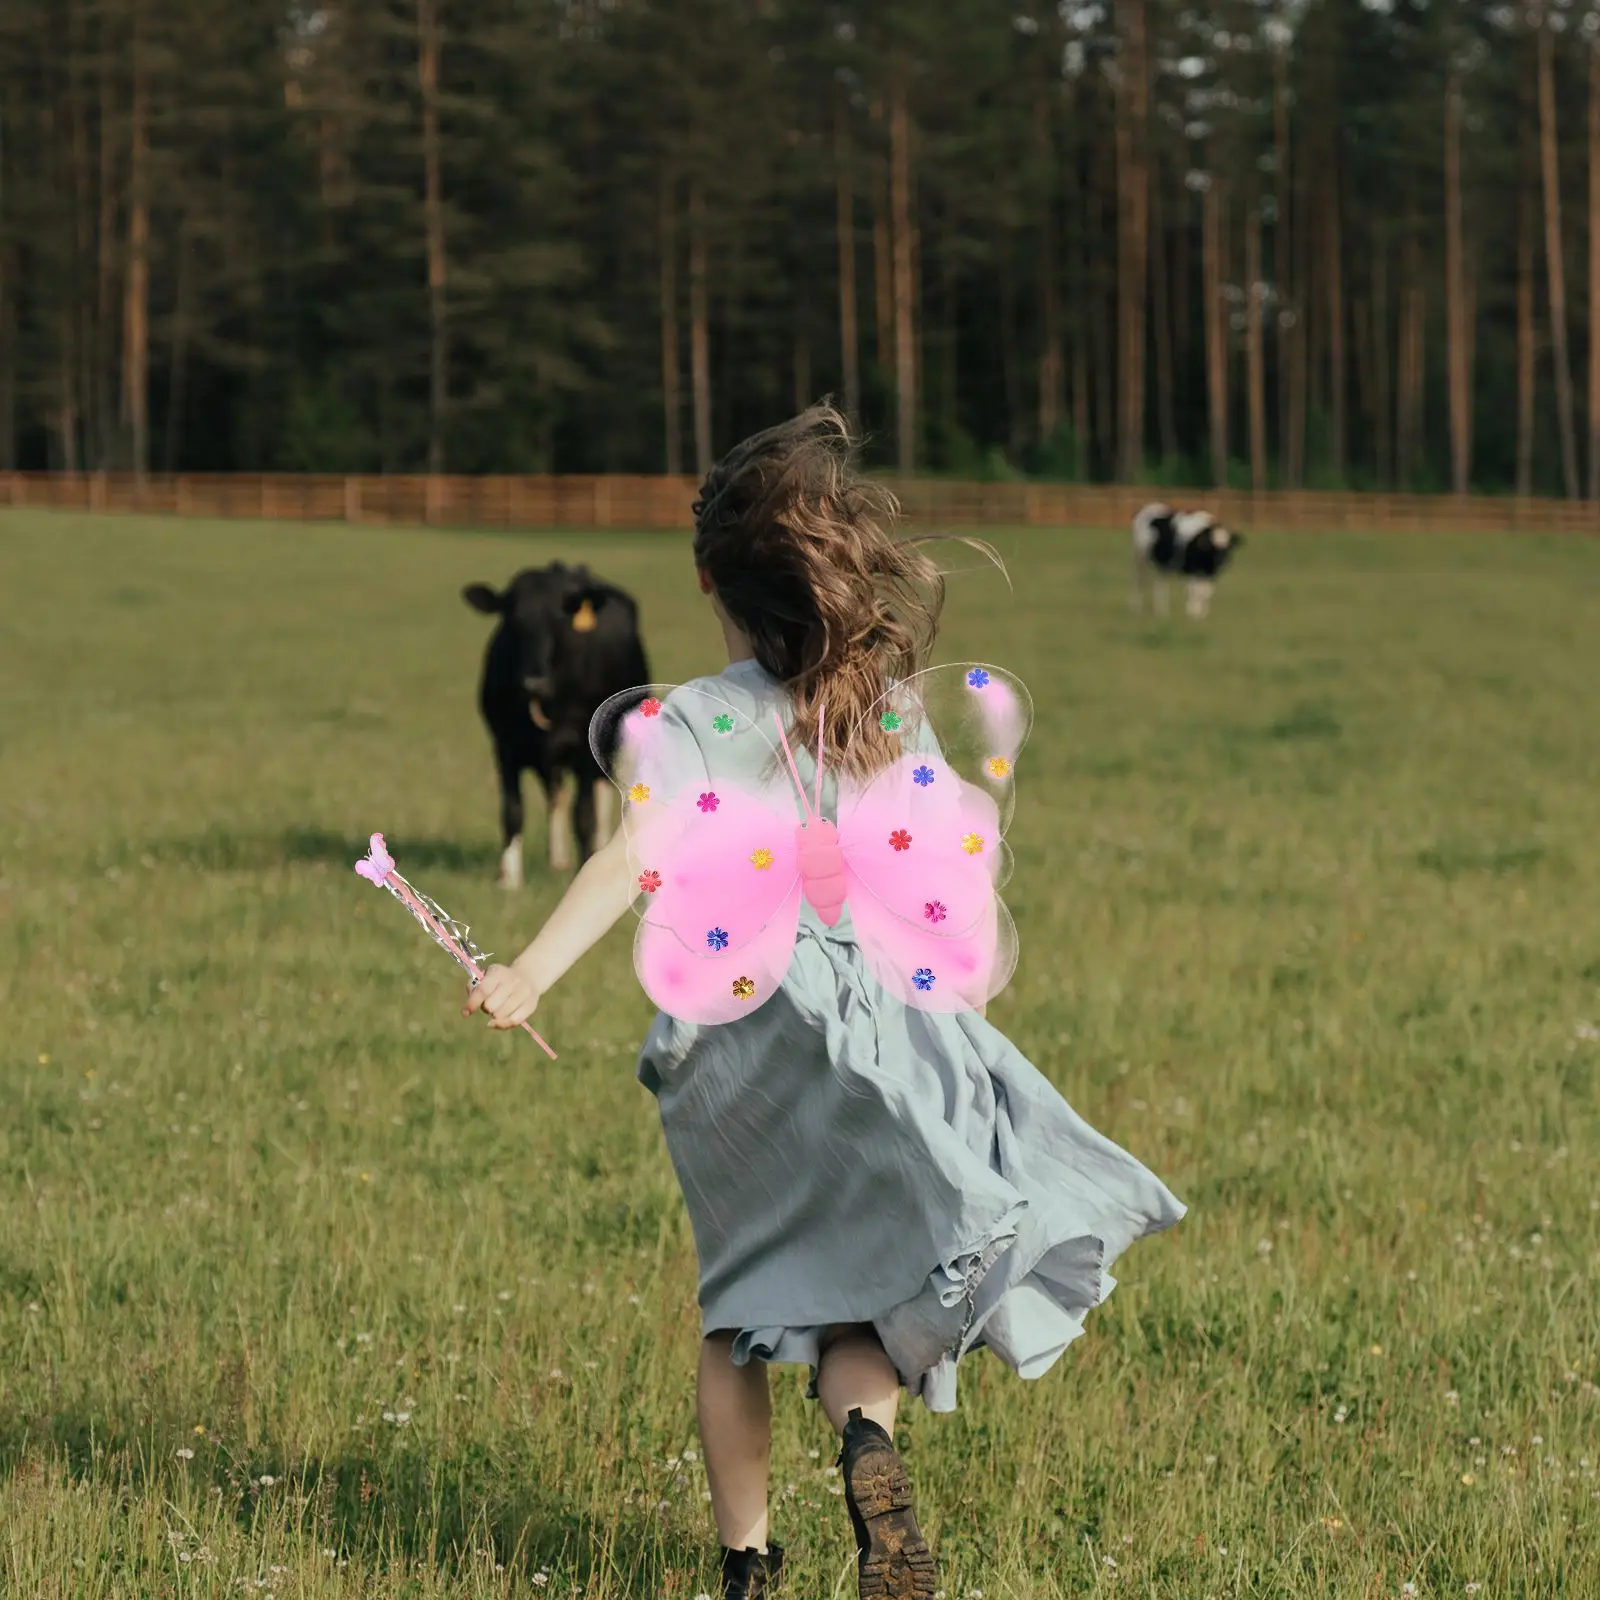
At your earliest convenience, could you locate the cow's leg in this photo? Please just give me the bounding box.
[545,773,576,873]
[496,752,526,890]
[593,779,618,848]
[1187,578,1214,619]
[573,773,599,865]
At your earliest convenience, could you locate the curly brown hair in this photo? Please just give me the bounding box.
[692,405,963,779]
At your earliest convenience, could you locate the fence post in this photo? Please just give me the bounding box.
[593,476,611,528]
[344,476,361,524]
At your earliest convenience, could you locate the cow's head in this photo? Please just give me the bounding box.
[462,562,618,730]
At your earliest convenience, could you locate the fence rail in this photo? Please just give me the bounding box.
[4,470,1600,536]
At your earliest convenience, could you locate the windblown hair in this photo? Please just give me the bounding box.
[693,404,972,779]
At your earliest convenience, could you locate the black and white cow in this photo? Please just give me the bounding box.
[462,562,648,886]
[1131,502,1243,619]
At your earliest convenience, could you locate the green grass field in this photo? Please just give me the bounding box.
[1,510,1598,1599]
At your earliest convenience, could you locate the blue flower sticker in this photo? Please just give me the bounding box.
[912,765,935,787]
[912,967,936,992]
[706,927,730,952]
[966,667,990,690]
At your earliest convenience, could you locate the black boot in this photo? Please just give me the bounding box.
[720,1541,784,1599]
[839,1409,936,1600]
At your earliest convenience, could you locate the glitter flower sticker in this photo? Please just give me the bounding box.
[986,756,1012,780]
[880,711,903,733]
[711,713,735,736]
[731,976,756,1001]
[912,765,935,788]
[697,792,720,813]
[638,870,662,894]
[961,832,985,856]
[889,830,912,852]
[628,783,650,805]
[705,927,730,952]
[966,668,990,690]
[924,900,947,924]
[639,697,662,718]
[912,968,936,992]
[750,847,774,870]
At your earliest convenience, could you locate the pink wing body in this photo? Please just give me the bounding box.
[836,664,1031,1013]
[595,685,807,1025]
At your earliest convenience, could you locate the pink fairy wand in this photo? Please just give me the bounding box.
[354,832,557,1058]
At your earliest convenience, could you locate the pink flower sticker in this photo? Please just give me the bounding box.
[698,792,720,814]
[638,870,662,894]
[924,900,947,924]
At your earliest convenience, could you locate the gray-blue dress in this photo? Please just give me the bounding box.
[635,659,1185,1412]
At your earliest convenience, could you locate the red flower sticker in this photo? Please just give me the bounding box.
[889,829,912,852]
[638,870,662,894]
[640,698,662,718]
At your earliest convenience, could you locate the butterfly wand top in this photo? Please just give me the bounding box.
[354,833,557,1058]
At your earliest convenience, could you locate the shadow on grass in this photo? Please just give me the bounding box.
[1,1420,708,1590]
[127,827,506,877]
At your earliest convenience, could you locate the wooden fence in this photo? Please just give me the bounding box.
[4,470,1600,536]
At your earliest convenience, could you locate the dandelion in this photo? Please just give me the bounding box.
[1402,1585,1417,1596]
[1103,1555,1118,1569]
[257,1474,277,1487]
[38,1052,51,1066]
[1370,1344,1383,1356]
[1445,1391,1460,1405]
[1333,1407,1348,1424]
[1461,1472,1477,1486]
[1320,1517,1344,1531]
[532,1574,549,1589]
[175,1448,195,1461]
[1466,1586,1482,1595]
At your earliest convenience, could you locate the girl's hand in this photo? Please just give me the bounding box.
[463,963,541,1031]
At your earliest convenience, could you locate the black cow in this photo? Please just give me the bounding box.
[462,562,648,885]
[1131,502,1244,619]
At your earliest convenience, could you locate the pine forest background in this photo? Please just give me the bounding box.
[6,1,1600,497]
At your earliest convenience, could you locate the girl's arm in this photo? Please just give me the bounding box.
[463,825,636,1030]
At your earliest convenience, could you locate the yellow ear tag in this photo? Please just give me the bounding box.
[571,599,598,633]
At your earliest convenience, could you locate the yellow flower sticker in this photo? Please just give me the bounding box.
[986,756,1012,779]
[750,847,774,870]
[962,832,985,856]
[732,976,756,1000]
[628,783,650,805]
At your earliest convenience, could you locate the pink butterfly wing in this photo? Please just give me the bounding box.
[591,684,806,1023]
[355,832,394,884]
[838,754,1016,1012]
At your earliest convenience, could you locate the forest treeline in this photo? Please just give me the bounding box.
[3,1,1600,492]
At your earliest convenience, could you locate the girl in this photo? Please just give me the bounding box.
[464,407,1184,1600]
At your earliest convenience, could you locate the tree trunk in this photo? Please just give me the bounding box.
[1538,20,1579,498]
[793,313,811,415]
[418,0,448,475]
[1114,0,1148,481]
[121,14,149,480]
[1397,219,1423,487]
[164,220,192,473]
[689,179,712,477]
[1150,156,1176,464]
[1373,229,1391,487]
[999,236,1022,457]
[1273,43,1296,487]
[1517,170,1536,497]
[1327,162,1346,481]
[658,173,682,476]
[1036,85,1062,448]
[1591,43,1600,499]
[1246,203,1266,492]
[1203,175,1228,487]
[834,86,860,425]
[97,39,118,469]
[1446,69,1472,493]
[870,99,893,379]
[888,65,916,473]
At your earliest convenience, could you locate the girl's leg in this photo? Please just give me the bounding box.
[698,1333,772,1551]
[815,1324,900,1436]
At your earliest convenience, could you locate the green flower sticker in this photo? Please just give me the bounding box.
[711,713,735,736]
[879,711,903,733]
